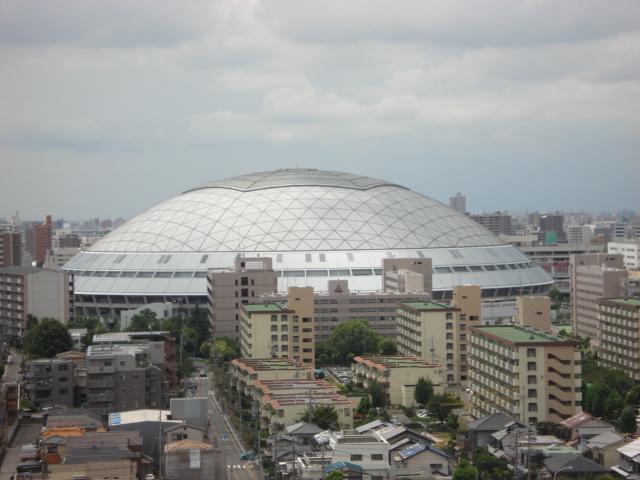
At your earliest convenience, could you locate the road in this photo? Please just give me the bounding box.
[0,421,43,480]
[194,366,259,480]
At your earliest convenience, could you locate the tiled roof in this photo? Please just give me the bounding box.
[165,439,213,451]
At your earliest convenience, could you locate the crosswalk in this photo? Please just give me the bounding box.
[227,465,248,469]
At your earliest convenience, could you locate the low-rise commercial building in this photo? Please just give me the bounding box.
[468,325,581,424]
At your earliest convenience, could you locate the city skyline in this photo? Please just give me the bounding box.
[1,1,639,219]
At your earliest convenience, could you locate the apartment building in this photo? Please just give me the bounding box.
[44,246,81,271]
[211,257,430,342]
[207,256,278,339]
[396,285,480,386]
[0,266,73,336]
[33,214,53,263]
[608,240,640,270]
[240,286,315,366]
[598,298,640,380]
[0,232,21,268]
[570,253,627,345]
[229,358,316,390]
[449,193,466,213]
[516,296,551,331]
[263,278,428,342]
[539,214,565,243]
[469,213,514,236]
[517,243,605,290]
[468,325,581,424]
[24,358,75,409]
[84,342,167,416]
[260,391,354,430]
[567,225,592,246]
[351,355,445,407]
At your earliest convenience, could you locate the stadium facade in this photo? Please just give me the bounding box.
[63,169,552,320]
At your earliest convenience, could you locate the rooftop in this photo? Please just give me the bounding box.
[471,325,576,344]
[243,303,289,313]
[400,301,456,311]
[601,298,640,307]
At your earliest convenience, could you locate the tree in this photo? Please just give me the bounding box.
[125,308,160,332]
[187,305,211,346]
[453,459,478,480]
[300,405,340,430]
[24,318,73,359]
[356,396,372,416]
[604,389,626,421]
[367,380,387,408]
[326,471,344,480]
[619,407,637,435]
[626,384,640,407]
[473,447,512,480]
[378,339,398,355]
[414,377,434,407]
[324,319,383,362]
[26,314,38,330]
[201,339,238,362]
[428,392,464,422]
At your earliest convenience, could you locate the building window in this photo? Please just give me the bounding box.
[447,353,454,361]
[527,362,537,371]
[446,333,453,340]
[446,343,453,350]
[350,455,363,461]
[527,348,536,358]
[460,334,467,341]
[460,355,466,362]
[371,454,383,461]
[528,375,536,385]
[241,288,248,297]
[446,323,453,330]
[447,374,454,382]
[528,403,538,412]
[271,325,278,332]
[59,377,68,382]
[58,364,68,371]
[271,315,277,322]
[528,389,537,398]
[446,313,453,320]
[59,388,68,395]
[241,277,248,285]
[447,364,454,371]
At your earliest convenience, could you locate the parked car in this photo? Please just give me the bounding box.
[200,369,207,377]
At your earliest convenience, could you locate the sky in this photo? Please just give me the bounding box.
[1,0,639,222]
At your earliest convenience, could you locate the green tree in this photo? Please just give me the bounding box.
[324,319,382,362]
[201,339,237,362]
[356,396,372,416]
[583,383,609,418]
[619,407,637,435]
[26,314,38,330]
[125,308,160,332]
[187,305,211,346]
[300,405,340,430]
[428,392,464,422]
[326,471,344,480]
[548,288,561,301]
[367,380,387,408]
[453,459,478,480]
[378,339,398,355]
[604,389,626,420]
[24,318,73,359]
[414,377,434,407]
[473,447,512,479]
[626,384,640,407]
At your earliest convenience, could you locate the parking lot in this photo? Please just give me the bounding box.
[327,368,353,383]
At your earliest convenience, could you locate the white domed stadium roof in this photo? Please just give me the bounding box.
[64,169,552,305]
[93,169,498,253]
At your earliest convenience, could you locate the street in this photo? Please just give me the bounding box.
[195,366,259,480]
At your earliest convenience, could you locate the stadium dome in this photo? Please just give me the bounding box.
[64,169,552,318]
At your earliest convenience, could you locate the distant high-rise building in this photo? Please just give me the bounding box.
[0,232,22,267]
[570,253,627,346]
[32,215,53,264]
[539,214,565,243]
[469,212,514,236]
[449,192,466,213]
[566,225,592,246]
[100,218,112,230]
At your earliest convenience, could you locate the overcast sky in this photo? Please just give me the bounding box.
[1,0,639,222]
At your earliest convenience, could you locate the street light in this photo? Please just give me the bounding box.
[553,465,573,480]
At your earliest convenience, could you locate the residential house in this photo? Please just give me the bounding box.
[392,443,452,478]
[584,430,632,469]
[541,453,611,479]
[456,413,524,454]
[164,439,224,480]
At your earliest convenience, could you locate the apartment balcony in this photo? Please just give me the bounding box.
[88,380,115,389]
[88,393,115,402]
[87,365,115,374]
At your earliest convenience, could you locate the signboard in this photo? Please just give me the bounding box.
[190,449,201,468]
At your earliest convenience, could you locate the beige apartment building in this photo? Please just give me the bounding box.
[468,325,581,424]
[207,256,278,339]
[598,298,640,380]
[229,358,316,389]
[396,285,481,386]
[260,391,354,430]
[351,355,445,407]
[0,266,73,337]
[570,253,627,345]
[211,257,430,341]
[239,286,315,366]
[516,296,551,331]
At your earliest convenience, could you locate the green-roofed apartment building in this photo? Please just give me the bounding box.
[396,285,482,386]
[598,298,640,380]
[468,325,581,424]
[239,286,315,366]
